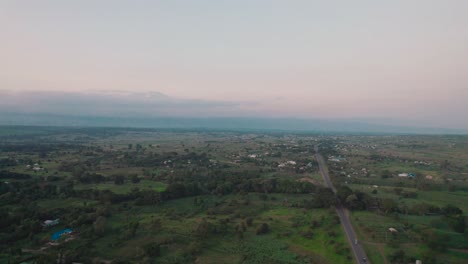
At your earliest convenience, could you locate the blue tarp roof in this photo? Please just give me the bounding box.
[51,228,72,241]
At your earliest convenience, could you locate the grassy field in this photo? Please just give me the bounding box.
[81,194,353,263]
[74,180,167,194]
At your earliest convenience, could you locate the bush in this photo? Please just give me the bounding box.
[143,242,161,257]
[245,217,253,227]
[256,223,270,235]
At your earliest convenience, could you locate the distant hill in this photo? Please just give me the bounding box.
[1,90,466,134]
[0,112,466,135]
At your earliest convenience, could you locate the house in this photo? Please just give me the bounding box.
[398,173,408,177]
[328,156,346,162]
[43,219,60,227]
[388,227,398,233]
[278,161,296,168]
[425,175,433,180]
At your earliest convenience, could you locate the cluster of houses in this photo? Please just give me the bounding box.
[41,219,76,242]
[26,163,44,171]
[397,173,434,180]
[413,160,432,166]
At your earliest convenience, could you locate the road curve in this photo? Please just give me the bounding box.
[315,146,370,264]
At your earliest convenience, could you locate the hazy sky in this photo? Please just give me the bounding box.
[1,1,468,129]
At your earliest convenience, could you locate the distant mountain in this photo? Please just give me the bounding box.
[0,90,466,134]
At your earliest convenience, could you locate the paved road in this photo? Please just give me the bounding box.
[315,146,370,264]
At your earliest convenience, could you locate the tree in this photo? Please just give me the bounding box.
[196,218,213,238]
[245,217,253,227]
[131,174,141,184]
[72,166,85,179]
[93,216,107,236]
[440,160,450,170]
[336,186,353,204]
[345,194,360,209]
[388,249,406,264]
[164,183,187,199]
[448,215,466,233]
[143,242,160,257]
[423,229,449,252]
[315,187,336,208]
[381,169,391,179]
[122,221,139,239]
[442,204,462,216]
[236,230,244,240]
[136,144,143,151]
[256,223,270,235]
[114,175,125,185]
[151,218,162,232]
[36,252,58,264]
[381,198,398,214]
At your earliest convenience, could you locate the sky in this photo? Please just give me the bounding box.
[1,1,468,129]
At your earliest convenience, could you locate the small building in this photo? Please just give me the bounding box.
[398,173,408,177]
[388,227,398,233]
[425,175,433,180]
[51,228,73,241]
[328,156,346,162]
[43,219,60,227]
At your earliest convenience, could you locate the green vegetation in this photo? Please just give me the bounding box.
[324,135,468,263]
[0,127,466,263]
[0,127,343,263]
